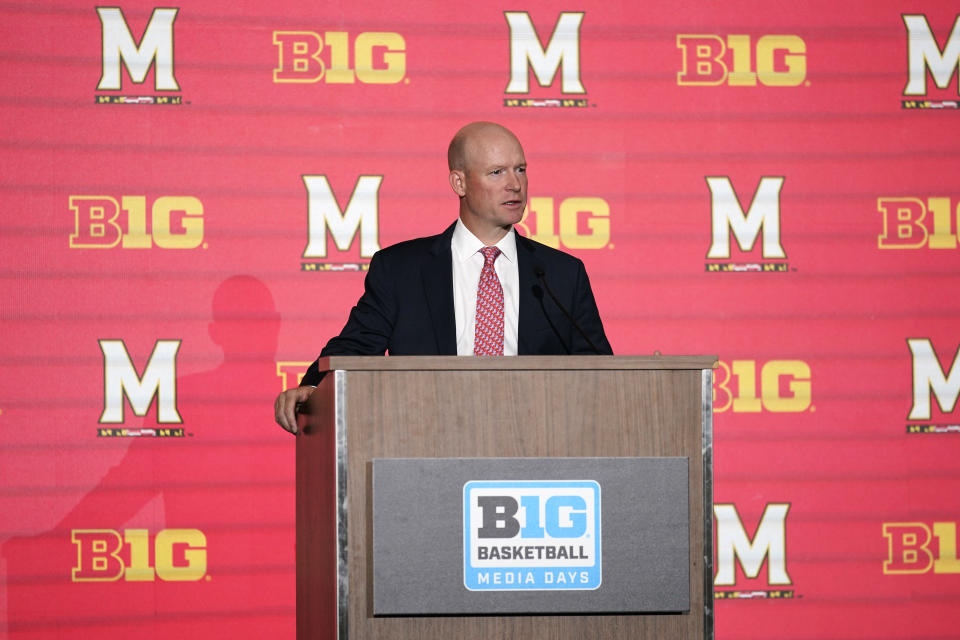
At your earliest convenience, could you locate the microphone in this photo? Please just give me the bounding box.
[534,266,602,355]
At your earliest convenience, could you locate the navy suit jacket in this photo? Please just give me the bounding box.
[301,222,612,385]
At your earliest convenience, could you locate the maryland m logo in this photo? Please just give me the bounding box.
[714,503,792,587]
[903,15,960,96]
[97,7,179,92]
[504,12,585,94]
[706,176,786,260]
[908,338,960,421]
[99,339,181,424]
[302,175,382,260]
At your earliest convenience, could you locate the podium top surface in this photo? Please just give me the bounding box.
[319,355,717,372]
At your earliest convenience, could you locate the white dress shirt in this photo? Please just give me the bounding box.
[451,219,519,356]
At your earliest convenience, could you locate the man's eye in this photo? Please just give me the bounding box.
[517,167,526,173]
[491,169,502,175]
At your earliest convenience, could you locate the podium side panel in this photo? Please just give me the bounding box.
[702,368,714,640]
[296,373,338,640]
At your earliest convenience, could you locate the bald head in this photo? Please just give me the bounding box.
[447,121,528,244]
[448,122,522,172]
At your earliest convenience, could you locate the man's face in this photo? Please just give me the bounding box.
[457,128,527,238]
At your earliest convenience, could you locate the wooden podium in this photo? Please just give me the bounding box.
[296,355,716,640]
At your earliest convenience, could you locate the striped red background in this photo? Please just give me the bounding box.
[1,1,958,637]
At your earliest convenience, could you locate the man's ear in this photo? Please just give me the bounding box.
[449,170,466,197]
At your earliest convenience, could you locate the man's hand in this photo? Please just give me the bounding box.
[274,386,315,435]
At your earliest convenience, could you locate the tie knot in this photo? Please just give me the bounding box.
[480,246,501,266]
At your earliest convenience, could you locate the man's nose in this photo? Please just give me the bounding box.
[505,170,521,191]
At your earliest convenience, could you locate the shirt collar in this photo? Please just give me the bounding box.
[452,218,517,265]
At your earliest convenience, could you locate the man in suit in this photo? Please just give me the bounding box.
[274,121,611,433]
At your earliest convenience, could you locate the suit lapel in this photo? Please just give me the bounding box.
[422,223,457,355]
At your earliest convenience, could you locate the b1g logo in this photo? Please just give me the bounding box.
[96,7,182,105]
[714,360,812,413]
[463,480,601,591]
[72,528,206,582]
[877,197,960,249]
[276,361,311,391]
[516,197,610,250]
[705,176,789,272]
[69,195,204,249]
[503,12,588,108]
[884,522,960,574]
[906,338,960,433]
[902,15,960,109]
[677,34,807,87]
[273,30,406,84]
[301,175,381,271]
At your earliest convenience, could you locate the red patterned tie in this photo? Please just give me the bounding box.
[473,246,504,356]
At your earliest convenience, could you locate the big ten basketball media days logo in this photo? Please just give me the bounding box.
[714,503,793,599]
[877,196,960,249]
[884,521,960,574]
[503,11,588,109]
[905,338,960,434]
[97,339,185,437]
[902,14,960,109]
[272,29,406,84]
[713,360,812,414]
[69,196,204,249]
[301,175,381,271]
[95,7,182,105]
[704,177,790,272]
[72,529,207,582]
[676,33,807,87]
[515,197,611,250]
[463,480,601,591]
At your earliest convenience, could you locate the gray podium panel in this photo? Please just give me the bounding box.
[372,457,688,615]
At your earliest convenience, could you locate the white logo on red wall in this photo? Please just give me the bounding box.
[503,11,588,109]
[714,503,794,599]
[96,7,182,105]
[902,14,960,109]
[97,339,184,437]
[906,339,960,433]
[301,175,382,272]
[705,176,790,273]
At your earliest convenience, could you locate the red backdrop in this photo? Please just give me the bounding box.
[2,1,959,637]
